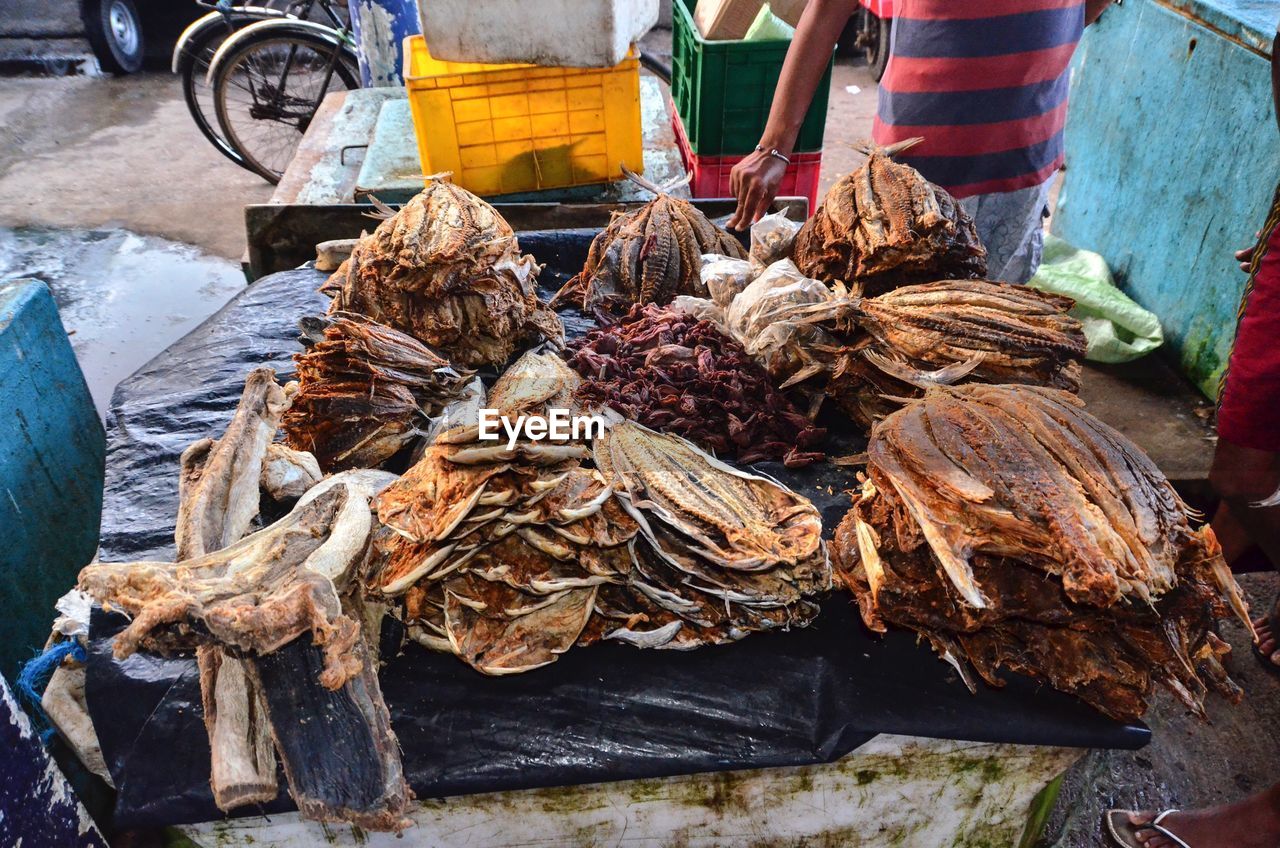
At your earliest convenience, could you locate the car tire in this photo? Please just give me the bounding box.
[84,0,145,75]
[865,11,891,82]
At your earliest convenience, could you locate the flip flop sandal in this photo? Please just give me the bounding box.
[1105,809,1192,848]
[1251,593,1280,676]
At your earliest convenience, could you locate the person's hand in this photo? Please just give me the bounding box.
[1237,230,1262,272]
[728,150,788,231]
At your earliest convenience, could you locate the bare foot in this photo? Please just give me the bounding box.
[1255,614,1280,666]
[1129,786,1280,847]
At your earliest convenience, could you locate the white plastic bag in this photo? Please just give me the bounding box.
[724,259,840,388]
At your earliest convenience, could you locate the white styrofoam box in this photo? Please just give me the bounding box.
[419,0,659,68]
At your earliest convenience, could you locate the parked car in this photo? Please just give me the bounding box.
[1,0,203,74]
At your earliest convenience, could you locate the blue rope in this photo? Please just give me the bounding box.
[15,640,87,741]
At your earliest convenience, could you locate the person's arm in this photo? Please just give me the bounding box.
[727,0,858,230]
[1085,0,1110,25]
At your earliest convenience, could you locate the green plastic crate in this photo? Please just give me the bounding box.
[671,0,833,155]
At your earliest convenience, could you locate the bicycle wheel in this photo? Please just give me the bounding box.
[178,20,245,167]
[211,27,358,183]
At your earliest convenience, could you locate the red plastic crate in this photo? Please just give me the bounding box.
[670,107,822,213]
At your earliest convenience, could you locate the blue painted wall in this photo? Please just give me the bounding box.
[1053,0,1280,398]
[0,280,104,683]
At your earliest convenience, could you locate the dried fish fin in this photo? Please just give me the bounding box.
[199,646,279,811]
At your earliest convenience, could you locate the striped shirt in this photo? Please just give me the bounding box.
[870,0,1085,199]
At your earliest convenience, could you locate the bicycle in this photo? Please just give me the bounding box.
[173,1,293,169]
[175,0,359,183]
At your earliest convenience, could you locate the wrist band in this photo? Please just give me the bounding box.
[755,145,791,165]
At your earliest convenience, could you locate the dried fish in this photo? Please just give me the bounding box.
[833,384,1253,721]
[282,313,472,471]
[551,170,748,314]
[794,141,986,295]
[566,304,825,466]
[322,178,564,368]
[815,279,1087,427]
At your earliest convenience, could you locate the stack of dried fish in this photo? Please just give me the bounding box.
[78,369,409,831]
[833,384,1253,721]
[371,351,830,672]
[551,170,747,314]
[322,178,564,368]
[282,312,472,471]
[579,420,830,649]
[794,141,987,295]
[816,280,1087,426]
[566,304,825,466]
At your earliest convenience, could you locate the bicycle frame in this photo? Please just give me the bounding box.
[205,15,355,130]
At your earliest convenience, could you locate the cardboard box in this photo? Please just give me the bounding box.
[693,0,764,40]
[769,0,808,27]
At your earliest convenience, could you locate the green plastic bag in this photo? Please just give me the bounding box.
[744,4,795,40]
[1028,234,1163,363]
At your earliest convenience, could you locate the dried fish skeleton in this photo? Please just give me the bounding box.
[551,169,748,314]
[282,312,472,472]
[814,279,1087,427]
[81,369,409,831]
[322,178,564,368]
[794,140,987,295]
[833,384,1253,721]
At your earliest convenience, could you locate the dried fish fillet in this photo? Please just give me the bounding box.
[833,384,1253,721]
[322,179,563,368]
[794,142,986,295]
[283,313,472,471]
[816,280,1087,426]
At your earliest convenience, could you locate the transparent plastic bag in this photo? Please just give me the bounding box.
[669,295,727,328]
[724,260,840,389]
[749,213,803,270]
[700,254,756,308]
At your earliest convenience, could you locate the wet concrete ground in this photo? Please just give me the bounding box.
[0,227,244,416]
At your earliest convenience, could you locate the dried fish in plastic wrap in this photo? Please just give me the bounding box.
[832,384,1254,721]
[700,254,755,308]
[322,178,563,368]
[794,140,987,295]
[282,313,472,471]
[749,212,802,269]
[813,279,1087,427]
[566,304,824,466]
[724,259,844,394]
[551,169,748,314]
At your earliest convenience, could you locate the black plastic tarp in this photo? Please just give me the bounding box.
[88,232,1148,830]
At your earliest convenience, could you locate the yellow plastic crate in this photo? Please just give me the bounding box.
[403,35,644,196]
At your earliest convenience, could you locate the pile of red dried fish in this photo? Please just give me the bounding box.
[322,178,563,368]
[282,313,472,471]
[833,384,1253,721]
[551,170,747,314]
[566,304,825,466]
[794,141,986,295]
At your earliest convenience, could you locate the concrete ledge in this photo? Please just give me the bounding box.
[0,279,103,682]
